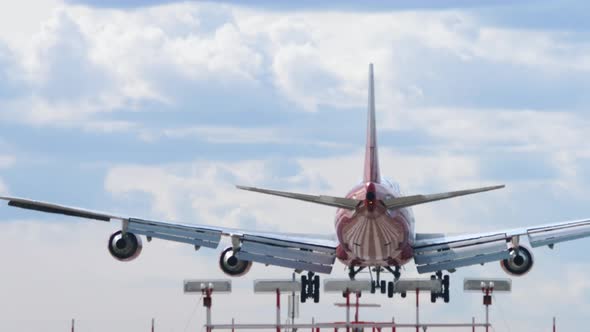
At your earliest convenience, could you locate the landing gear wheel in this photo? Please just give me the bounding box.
[443,275,450,303]
[401,291,407,298]
[301,272,320,303]
[301,275,308,303]
[370,281,376,294]
[313,275,320,303]
[387,281,394,298]
[380,280,386,294]
[429,272,451,304]
[430,275,437,303]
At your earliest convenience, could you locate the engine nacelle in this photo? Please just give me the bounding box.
[108,230,143,262]
[500,245,534,276]
[219,247,252,277]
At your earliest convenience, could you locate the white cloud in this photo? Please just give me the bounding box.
[385,107,590,151]
[104,160,283,229]
[2,2,589,129]
[143,125,285,143]
[0,0,63,51]
[380,107,590,195]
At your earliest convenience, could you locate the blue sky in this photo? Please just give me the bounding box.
[0,1,590,331]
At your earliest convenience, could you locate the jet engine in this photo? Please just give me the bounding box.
[219,247,252,276]
[500,245,534,276]
[108,230,143,262]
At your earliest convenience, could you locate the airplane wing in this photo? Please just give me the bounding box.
[0,196,338,274]
[413,218,590,274]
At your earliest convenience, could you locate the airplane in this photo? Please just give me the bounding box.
[2,64,590,304]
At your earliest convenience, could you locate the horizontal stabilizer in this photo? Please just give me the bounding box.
[383,185,504,210]
[236,185,361,210]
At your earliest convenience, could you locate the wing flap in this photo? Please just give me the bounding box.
[237,252,333,274]
[527,221,590,248]
[240,241,335,265]
[237,235,337,274]
[416,250,510,274]
[414,233,510,274]
[128,218,222,249]
[414,233,507,252]
[414,240,508,265]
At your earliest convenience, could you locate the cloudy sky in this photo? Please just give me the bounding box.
[0,0,589,331]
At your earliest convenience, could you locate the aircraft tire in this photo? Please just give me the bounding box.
[301,275,308,302]
[313,275,320,303]
[387,281,394,298]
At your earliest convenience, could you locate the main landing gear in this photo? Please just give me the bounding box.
[430,271,450,303]
[301,271,320,303]
[349,266,401,299]
[371,266,400,298]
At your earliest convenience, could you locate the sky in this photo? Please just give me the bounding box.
[0,0,589,331]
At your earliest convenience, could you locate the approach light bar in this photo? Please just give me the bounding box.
[463,278,512,292]
[184,279,232,293]
[394,279,442,293]
[254,280,301,293]
[324,279,372,293]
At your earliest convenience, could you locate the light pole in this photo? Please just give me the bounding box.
[254,279,301,332]
[394,279,442,332]
[184,279,232,332]
[464,278,512,332]
[324,279,373,332]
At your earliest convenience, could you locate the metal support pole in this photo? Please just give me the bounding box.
[71,319,75,332]
[484,288,490,332]
[472,317,475,332]
[151,318,154,332]
[311,317,315,332]
[203,288,213,332]
[232,318,235,332]
[355,292,360,323]
[345,290,351,332]
[415,289,420,332]
[553,317,556,332]
[276,289,281,332]
[292,272,296,329]
[392,317,396,332]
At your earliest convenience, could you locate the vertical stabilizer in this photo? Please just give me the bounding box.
[363,64,380,183]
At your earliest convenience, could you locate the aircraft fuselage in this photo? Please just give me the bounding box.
[335,180,415,267]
